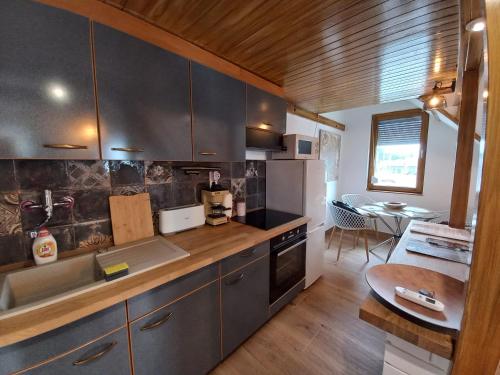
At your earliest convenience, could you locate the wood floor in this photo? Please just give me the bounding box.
[211,233,389,375]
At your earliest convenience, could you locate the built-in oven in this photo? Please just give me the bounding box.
[269,224,307,305]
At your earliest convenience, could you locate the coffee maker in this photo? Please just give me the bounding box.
[201,171,233,226]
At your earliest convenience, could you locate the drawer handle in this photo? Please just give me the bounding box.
[199,152,217,156]
[225,273,245,286]
[73,341,117,366]
[111,147,144,152]
[140,312,173,331]
[44,144,88,150]
[239,248,256,258]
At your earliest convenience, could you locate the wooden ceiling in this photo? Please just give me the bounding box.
[101,0,460,113]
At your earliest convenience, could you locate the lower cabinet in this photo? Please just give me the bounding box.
[221,255,270,358]
[27,328,131,375]
[130,281,221,375]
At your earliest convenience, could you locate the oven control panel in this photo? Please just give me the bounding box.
[272,224,307,248]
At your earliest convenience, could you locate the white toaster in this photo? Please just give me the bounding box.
[159,204,206,235]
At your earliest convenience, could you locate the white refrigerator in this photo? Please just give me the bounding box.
[266,160,326,288]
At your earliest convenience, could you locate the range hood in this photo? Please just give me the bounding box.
[246,127,284,151]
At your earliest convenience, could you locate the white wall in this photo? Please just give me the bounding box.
[285,113,344,228]
[324,100,479,232]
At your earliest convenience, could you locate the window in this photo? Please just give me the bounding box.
[367,109,429,194]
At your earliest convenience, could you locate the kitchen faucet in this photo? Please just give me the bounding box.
[20,189,74,237]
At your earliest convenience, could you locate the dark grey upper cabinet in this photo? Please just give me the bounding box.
[221,255,269,358]
[191,63,245,162]
[0,1,98,159]
[131,282,220,375]
[246,85,287,134]
[94,24,192,161]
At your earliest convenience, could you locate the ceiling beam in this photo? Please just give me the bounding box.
[435,108,481,141]
[287,104,346,131]
[35,0,284,98]
[451,1,500,373]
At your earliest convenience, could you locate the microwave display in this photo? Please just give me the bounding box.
[297,140,312,155]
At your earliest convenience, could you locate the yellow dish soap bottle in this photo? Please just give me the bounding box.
[32,227,58,265]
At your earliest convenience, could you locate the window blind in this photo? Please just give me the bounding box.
[377,115,422,146]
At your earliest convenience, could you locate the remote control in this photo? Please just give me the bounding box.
[395,286,445,312]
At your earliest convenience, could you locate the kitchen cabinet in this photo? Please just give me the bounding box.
[130,281,220,375]
[94,23,192,161]
[0,0,99,159]
[28,328,131,375]
[221,254,269,357]
[127,263,218,321]
[191,63,246,162]
[221,241,269,276]
[0,303,127,375]
[246,84,287,134]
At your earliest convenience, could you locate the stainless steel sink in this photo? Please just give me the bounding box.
[0,253,103,312]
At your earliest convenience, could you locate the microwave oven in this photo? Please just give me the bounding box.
[271,134,319,160]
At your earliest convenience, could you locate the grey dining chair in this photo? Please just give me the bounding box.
[328,202,370,262]
[342,194,379,238]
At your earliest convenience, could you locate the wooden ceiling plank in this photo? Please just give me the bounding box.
[285,42,459,92]
[262,13,458,82]
[283,26,459,83]
[253,1,458,74]
[228,0,386,63]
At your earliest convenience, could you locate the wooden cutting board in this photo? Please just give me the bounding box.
[366,264,465,333]
[109,193,154,245]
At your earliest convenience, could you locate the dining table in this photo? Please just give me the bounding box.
[357,202,440,261]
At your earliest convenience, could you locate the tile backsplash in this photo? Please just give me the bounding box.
[245,160,266,211]
[0,159,264,267]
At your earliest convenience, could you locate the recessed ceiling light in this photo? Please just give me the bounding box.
[466,17,486,32]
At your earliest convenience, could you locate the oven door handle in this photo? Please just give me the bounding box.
[277,238,307,257]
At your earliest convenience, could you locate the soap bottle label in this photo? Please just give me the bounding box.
[35,241,56,258]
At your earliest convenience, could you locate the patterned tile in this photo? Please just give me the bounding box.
[0,234,26,266]
[16,160,69,190]
[109,160,145,187]
[19,190,73,230]
[257,161,266,178]
[68,160,110,189]
[0,193,21,236]
[258,177,266,194]
[246,178,258,195]
[0,160,17,192]
[147,184,173,212]
[111,185,145,196]
[172,181,196,207]
[145,161,173,185]
[74,220,113,251]
[246,195,258,211]
[231,162,245,179]
[231,178,246,200]
[73,189,110,222]
[246,161,259,177]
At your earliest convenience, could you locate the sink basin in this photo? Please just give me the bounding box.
[0,253,103,312]
[0,236,190,315]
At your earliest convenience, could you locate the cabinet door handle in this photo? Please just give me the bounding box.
[111,147,145,152]
[239,248,256,258]
[199,152,217,156]
[44,144,88,150]
[140,312,173,331]
[225,273,245,286]
[72,341,117,366]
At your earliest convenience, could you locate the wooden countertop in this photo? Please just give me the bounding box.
[0,217,308,347]
[359,221,470,359]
